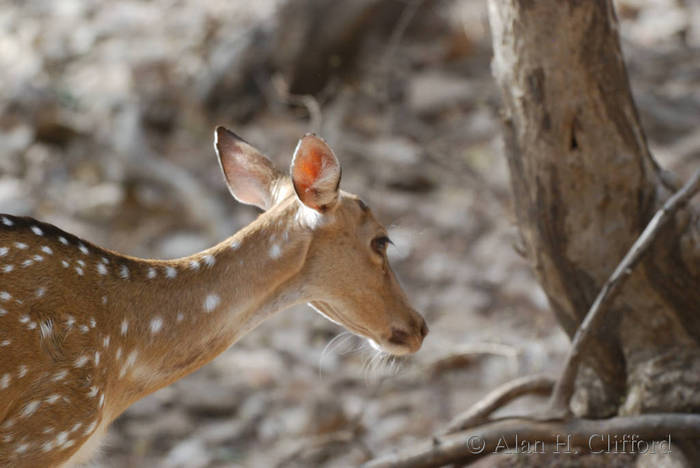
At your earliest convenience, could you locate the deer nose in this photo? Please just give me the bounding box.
[388,327,411,346]
[388,317,428,352]
[419,317,429,339]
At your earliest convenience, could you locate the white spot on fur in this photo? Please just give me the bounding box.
[41,440,55,452]
[0,247,8,256]
[101,257,109,264]
[150,317,163,334]
[31,225,43,236]
[79,324,89,334]
[59,236,68,245]
[78,243,89,255]
[32,254,44,262]
[56,431,68,445]
[46,394,60,404]
[0,373,10,389]
[39,320,52,338]
[41,245,53,255]
[84,420,97,436]
[27,321,37,330]
[77,259,85,267]
[119,350,138,378]
[0,291,11,301]
[74,355,89,368]
[61,260,69,268]
[2,264,14,273]
[204,294,220,312]
[296,203,325,229]
[1,216,13,226]
[121,320,128,335]
[89,317,96,328]
[269,244,282,259]
[22,259,34,268]
[119,265,129,279]
[1,418,15,429]
[230,239,241,250]
[94,351,100,365]
[103,336,110,348]
[19,315,29,324]
[147,267,156,279]
[116,347,122,360]
[203,254,216,267]
[189,260,200,270]
[99,393,105,407]
[87,386,98,397]
[36,287,46,298]
[0,339,10,346]
[14,242,27,250]
[97,263,107,275]
[165,266,177,278]
[17,365,27,378]
[176,312,184,323]
[66,315,75,328]
[15,443,29,453]
[53,370,67,381]
[70,422,82,433]
[75,266,84,276]
[126,350,137,366]
[20,400,40,418]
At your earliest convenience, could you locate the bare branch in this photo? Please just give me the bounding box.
[549,168,700,414]
[426,342,519,376]
[364,413,700,468]
[442,374,555,434]
[270,74,324,134]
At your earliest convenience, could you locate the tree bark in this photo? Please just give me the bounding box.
[488,0,700,422]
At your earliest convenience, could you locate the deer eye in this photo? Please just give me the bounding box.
[371,236,392,254]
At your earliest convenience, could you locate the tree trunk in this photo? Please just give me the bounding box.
[488,0,700,424]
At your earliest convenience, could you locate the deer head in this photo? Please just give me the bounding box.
[215,127,428,355]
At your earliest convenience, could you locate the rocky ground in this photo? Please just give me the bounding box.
[0,0,698,466]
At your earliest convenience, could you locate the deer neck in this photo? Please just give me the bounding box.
[106,199,312,413]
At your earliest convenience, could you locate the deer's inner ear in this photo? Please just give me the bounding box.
[214,126,281,211]
[290,134,341,212]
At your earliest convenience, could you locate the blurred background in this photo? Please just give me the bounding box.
[0,0,698,466]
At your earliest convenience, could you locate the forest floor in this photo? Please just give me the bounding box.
[0,0,698,466]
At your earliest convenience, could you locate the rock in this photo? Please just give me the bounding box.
[123,410,191,441]
[164,438,212,468]
[175,378,241,416]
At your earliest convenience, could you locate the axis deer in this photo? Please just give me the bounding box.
[0,127,428,467]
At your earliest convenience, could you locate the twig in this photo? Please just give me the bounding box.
[381,0,424,73]
[442,374,555,434]
[549,168,700,414]
[426,342,519,376]
[378,0,425,104]
[276,430,362,468]
[364,413,700,468]
[271,74,323,134]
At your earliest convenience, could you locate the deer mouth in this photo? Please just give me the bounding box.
[309,301,421,356]
[309,300,381,344]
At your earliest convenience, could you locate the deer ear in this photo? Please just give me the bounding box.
[214,126,281,210]
[290,134,341,212]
